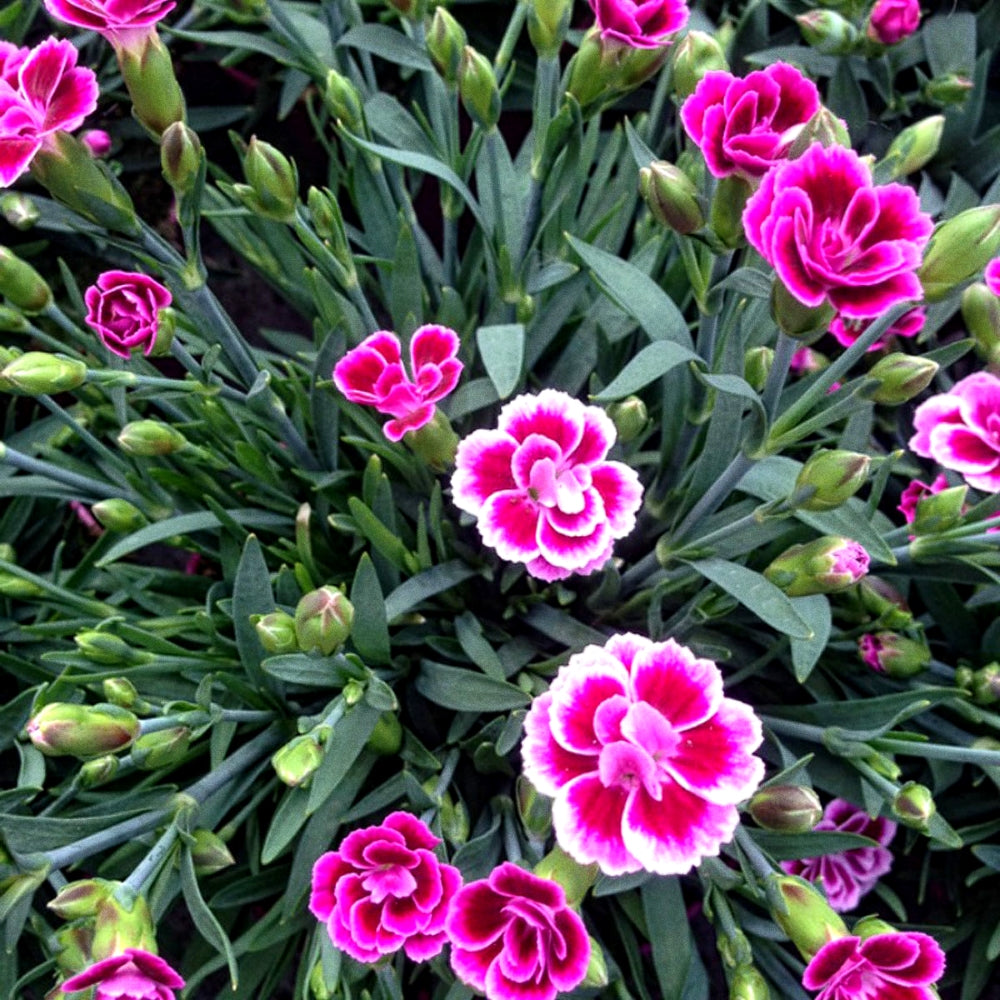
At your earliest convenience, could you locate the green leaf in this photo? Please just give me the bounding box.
[348,497,413,571]
[383,561,479,621]
[642,878,691,1000]
[789,595,832,683]
[231,535,275,690]
[261,652,356,686]
[763,688,958,734]
[337,24,433,71]
[476,324,524,400]
[180,847,240,988]
[923,11,976,77]
[749,829,882,860]
[167,27,294,63]
[350,554,391,665]
[591,341,699,402]
[262,787,310,864]
[416,661,530,711]
[390,216,423,331]
[306,705,380,815]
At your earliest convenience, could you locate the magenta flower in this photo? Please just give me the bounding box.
[0,37,99,186]
[309,811,462,963]
[867,0,921,46]
[985,257,1000,296]
[743,143,932,320]
[909,372,1000,492]
[451,390,643,581]
[333,325,463,442]
[829,307,925,352]
[898,473,950,524]
[80,127,112,157]
[680,63,820,180]
[803,932,945,1000]
[84,270,172,359]
[446,862,590,1000]
[43,0,175,50]
[589,0,689,49]
[521,633,764,875]
[781,799,896,912]
[60,948,184,1000]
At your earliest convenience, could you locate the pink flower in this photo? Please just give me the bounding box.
[828,307,926,351]
[909,372,1000,492]
[60,948,184,999]
[680,63,820,180]
[446,862,590,1000]
[985,257,1000,296]
[0,37,98,186]
[743,143,933,319]
[451,390,643,581]
[520,633,764,875]
[781,799,896,912]
[790,346,826,376]
[867,0,921,46]
[803,932,945,1000]
[898,473,949,524]
[80,127,111,157]
[84,270,172,359]
[333,325,462,442]
[309,811,462,963]
[43,0,175,49]
[589,0,689,49]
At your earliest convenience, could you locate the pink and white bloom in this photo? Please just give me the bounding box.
[589,0,689,49]
[985,257,1000,296]
[521,633,764,875]
[743,143,933,319]
[680,63,820,180]
[828,307,926,352]
[334,325,462,443]
[451,390,643,581]
[84,270,172,359]
[803,932,945,1000]
[43,0,175,50]
[60,948,184,999]
[867,0,921,46]
[909,372,1000,492]
[446,862,590,1000]
[309,811,462,963]
[781,799,896,912]
[0,37,98,186]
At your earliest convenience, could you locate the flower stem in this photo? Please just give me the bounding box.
[0,441,139,501]
[671,451,755,542]
[121,823,180,895]
[734,826,776,880]
[762,332,797,421]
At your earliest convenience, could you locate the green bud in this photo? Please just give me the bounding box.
[744,347,774,393]
[48,879,112,920]
[866,353,939,405]
[771,278,835,341]
[0,304,29,332]
[272,733,324,787]
[427,7,467,83]
[27,702,140,758]
[117,31,187,137]
[117,419,188,456]
[91,498,148,533]
[438,789,470,844]
[235,137,299,223]
[306,187,353,272]
[533,844,599,907]
[963,282,1000,365]
[54,923,96,979]
[607,396,649,443]
[527,0,572,57]
[160,122,203,195]
[0,249,52,313]
[77,632,154,667]
[852,915,897,940]
[919,205,1000,301]
[405,408,460,471]
[796,10,859,54]
[892,781,936,830]
[190,829,235,875]
[730,964,771,1000]
[325,69,366,133]
[79,754,119,787]
[748,785,823,833]
[0,193,40,230]
[294,586,354,655]
[857,576,912,629]
[639,161,704,235]
[671,30,728,100]
[102,677,140,708]
[970,663,1000,705]
[580,937,609,990]
[859,631,931,678]
[309,961,333,1000]
[0,543,14,562]
[91,892,157,957]
[1,352,85,395]
[764,536,870,597]
[911,484,967,535]
[794,449,870,511]
[458,46,501,130]
[385,0,422,20]
[710,174,753,248]
[253,610,298,654]
[0,569,44,598]
[366,711,402,755]
[516,775,553,839]
[878,116,944,179]
[923,73,973,107]
[342,678,365,706]
[132,726,191,769]
[786,107,851,161]
[766,874,849,960]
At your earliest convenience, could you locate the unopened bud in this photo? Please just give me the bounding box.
[710,174,752,248]
[306,187,352,271]
[580,937,608,990]
[766,874,848,960]
[1,352,86,394]
[970,663,1000,705]
[923,73,973,107]
[160,122,203,195]
[309,961,332,1000]
[671,30,728,100]
[910,483,967,534]
[428,7,467,83]
[190,829,235,874]
[764,536,869,597]
[730,964,771,1000]
[744,346,774,392]
[963,283,1000,365]
[796,10,859,54]
[438,788,470,844]
[516,774,553,839]
[294,586,354,655]
[102,677,140,708]
[253,610,298,654]
[325,69,365,133]
[459,47,501,130]
[857,577,912,628]
[0,304,29,331]
[366,712,402,755]
[866,353,939,404]
[640,161,704,235]
[0,248,52,312]
[117,419,188,456]
[786,107,851,160]
[748,785,823,833]
[117,31,187,137]
[533,845,599,907]
[920,205,1000,301]
[794,449,870,511]
[892,781,936,830]
[858,631,931,677]
[405,408,459,471]
[527,0,572,58]
[234,137,299,223]
[91,498,148,533]
[607,396,649,442]
[132,726,191,769]
[0,193,40,230]
[77,631,153,666]
[852,915,897,940]
[878,116,944,180]
[771,278,835,340]
[48,879,111,920]
[79,754,119,787]
[27,702,140,758]
[272,733,323,787]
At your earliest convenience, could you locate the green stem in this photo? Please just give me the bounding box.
[493,2,527,73]
[41,304,94,350]
[36,395,123,467]
[138,709,276,734]
[671,452,755,542]
[869,736,1000,766]
[121,823,179,895]
[762,332,797,421]
[734,826,776,880]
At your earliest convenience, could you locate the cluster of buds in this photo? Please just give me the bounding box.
[253,587,355,658]
[955,662,1000,705]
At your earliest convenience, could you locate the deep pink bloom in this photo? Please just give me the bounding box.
[0,37,98,186]
[333,326,462,442]
[84,270,172,359]
[446,862,590,1000]
[521,633,764,875]
[898,474,949,524]
[909,372,1000,492]
[803,932,945,1000]
[451,390,643,581]
[43,0,175,49]
[867,0,921,46]
[781,799,896,912]
[680,63,820,180]
[60,948,184,999]
[985,257,1000,296]
[589,0,689,49]
[309,811,462,963]
[828,307,925,351]
[743,143,932,319]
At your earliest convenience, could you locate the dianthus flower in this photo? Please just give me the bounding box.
[309,811,462,963]
[446,862,590,1000]
[828,307,925,351]
[743,143,932,319]
[333,325,462,442]
[451,390,643,581]
[897,473,949,524]
[867,0,921,46]
[589,0,689,49]
[521,633,764,875]
[781,799,896,912]
[44,0,175,50]
[84,270,172,358]
[909,372,1000,492]
[0,37,98,186]
[680,63,820,180]
[803,932,945,1000]
[60,948,184,1000]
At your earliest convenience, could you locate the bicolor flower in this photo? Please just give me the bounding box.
[60,948,184,1000]
[589,0,689,49]
[43,0,175,50]
[828,307,925,351]
[84,270,172,358]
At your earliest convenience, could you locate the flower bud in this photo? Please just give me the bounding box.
[970,663,1000,705]
[892,781,936,830]
[366,712,402,755]
[132,726,192,769]
[640,161,704,235]
[102,678,140,709]
[794,450,870,511]
[27,702,140,758]
[878,116,944,180]
[116,31,186,137]
[962,283,1000,365]
[0,248,52,313]
[294,586,354,655]
[744,346,774,392]
[858,631,931,677]
[48,879,112,920]
[748,785,822,833]
[428,7,467,83]
[53,923,96,979]
[607,396,649,442]
[405,408,460,471]
[309,961,333,1000]
[117,419,188,456]
[160,122,203,195]
[234,137,299,223]
[77,631,153,666]
[730,964,771,1000]
[306,187,352,271]
[923,73,973,107]
[764,536,870,597]
[785,107,851,160]
[0,192,40,230]
[766,874,848,960]
[771,278,835,340]
[91,891,157,957]
[80,128,112,157]
[533,845,599,907]
[324,69,366,133]
[458,46,501,130]
[580,937,609,990]
[796,10,859,54]
[0,304,29,332]
[857,576,912,629]
[919,204,1000,301]
[253,610,298,654]
[79,754,119,787]
[0,567,44,598]
[271,733,323,787]
[866,353,939,404]
[910,484,967,534]
[671,30,728,100]
[190,828,235,874]
[852,915,897,940]
[1,352,86,395]
[91,498,148,533]
[516,774,553,839]
[438,788,470,844]
[710,174,753,248]
[527,0,572,57]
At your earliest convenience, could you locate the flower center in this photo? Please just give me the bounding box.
[362,864,417,903]
[527,457,591,514]
[595,700,680,798]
